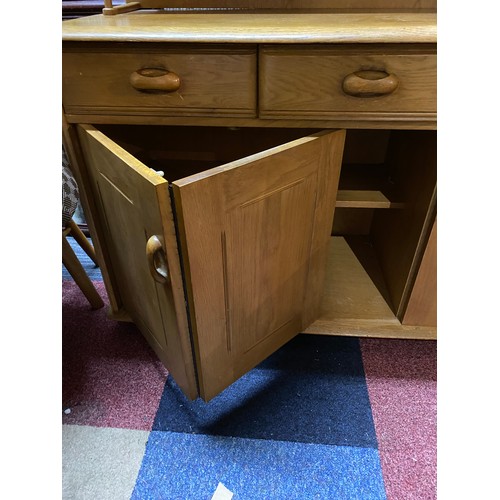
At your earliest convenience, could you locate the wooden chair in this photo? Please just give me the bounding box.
[62,151,104,309]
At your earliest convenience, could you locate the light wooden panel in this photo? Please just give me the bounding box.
[260,45,436,118]
[62,12,437,44]
[301,130,345,327]
[77,124,199,399]
[370,130,436,318]
[336,190,404,209]
[403,218,437,327]
[65,111,437,130]
[63,45,256,118]
[304,237,436,339]
[172,130,344,400]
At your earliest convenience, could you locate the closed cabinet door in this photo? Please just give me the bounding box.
[78,125,345,401]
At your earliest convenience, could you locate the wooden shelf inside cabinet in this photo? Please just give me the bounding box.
[336,190,405,209]
[335,163,404,210]
[304,237,436,340]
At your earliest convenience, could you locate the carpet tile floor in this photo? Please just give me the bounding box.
[132,433,385,500]
[62,236,437,499]
[62,425,149,500]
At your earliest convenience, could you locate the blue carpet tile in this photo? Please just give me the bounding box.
[62,236,103,281]
[132,431,386,500]
[154,335,377,448]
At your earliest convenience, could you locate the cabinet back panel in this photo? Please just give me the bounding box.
[342,130,390,164]
[332,208,374,236]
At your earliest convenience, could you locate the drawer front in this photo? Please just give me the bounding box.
[260,46,436,120]
[63,45,257,118]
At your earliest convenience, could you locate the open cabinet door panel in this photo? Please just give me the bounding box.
[77,124,198,400]
[172,129,345,401]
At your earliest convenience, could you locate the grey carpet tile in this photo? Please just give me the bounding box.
[62,425,149,500]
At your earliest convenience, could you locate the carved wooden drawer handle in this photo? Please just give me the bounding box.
[146,235,169,284]
[342,70,399,97]
[130,68,181,93]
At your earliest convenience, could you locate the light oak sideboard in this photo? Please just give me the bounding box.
[62,1,437,401]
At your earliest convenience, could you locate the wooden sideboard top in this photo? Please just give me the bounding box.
[62,12,436,44]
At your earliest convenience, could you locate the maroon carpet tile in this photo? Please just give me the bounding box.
[360,338,437,500]
[62,281,168,430]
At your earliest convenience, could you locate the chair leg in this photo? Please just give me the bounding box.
[62,234,104,309]
[68,219,99,267]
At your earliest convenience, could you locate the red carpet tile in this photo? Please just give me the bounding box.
[62,281,168,430]
[360,338,437,500]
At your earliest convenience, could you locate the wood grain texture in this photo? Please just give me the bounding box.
[62,12,437,44]
[260,45,436,118]
[403,218,437,327]
[370,130,436,318]
[304,237,436,339]
[301,130,345,327]
[63,45,257,118]
[65,110,437,129]
[172,130,344,400]
[77,124,198,399]
[336,190,404,208]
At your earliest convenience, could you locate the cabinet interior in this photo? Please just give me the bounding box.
[97,125,317,181]
[327,129,436,331]
[95,124,436,332]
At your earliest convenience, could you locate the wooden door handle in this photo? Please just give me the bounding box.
[146,235,169,284]
[342,70,399,97]
[130,68,181,93]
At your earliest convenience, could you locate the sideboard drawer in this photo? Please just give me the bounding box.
[259,46,436,120]
[63,45,257,118]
